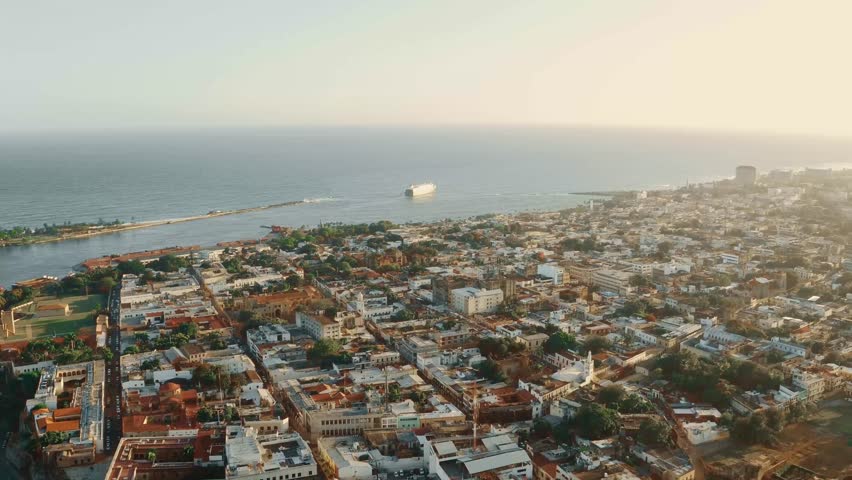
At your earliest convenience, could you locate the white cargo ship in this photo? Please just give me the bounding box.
[404,182,437,197]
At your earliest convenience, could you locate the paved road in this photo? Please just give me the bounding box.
[103,287,123,454]
[0,431,22,480]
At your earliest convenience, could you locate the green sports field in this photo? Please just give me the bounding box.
[2,294,106,341]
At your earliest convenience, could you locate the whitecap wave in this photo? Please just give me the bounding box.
[302,197,337,203]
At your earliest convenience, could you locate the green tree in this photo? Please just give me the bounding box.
[655,241,673,260]
[64,332,79,350]
[572,403,619,440]
[387,384,402,402]
[61,276,86,295]
[223,405,239,422]
[192,364,221,389]
[100,347,114,362]
[197,406,214,423]
[308,339,343,362]
[227,373,247,395]
[141,359,161,371]
[764,407,785,432]
[596,385,626,408]
[147,450,157,463]
[475,359,506,383]
[40,431,71,446]
[787,402,807,423]
[285,274,303,289]
[148,254,190,273]
[730,412,778,446]
[479,337,509,358]
[581,335,611,354]
[809,341,824,355]
[97,276,117,294]
[766,349,786,364]
[117,260,147,276]
[533,418,553,437]
[177,322,198,338]
[543,332,578,354]
[785,271,799,290]
[619,393,652,413]
[391,309,415,321]
[637,418,670,446]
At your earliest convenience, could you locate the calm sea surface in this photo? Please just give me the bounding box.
[1,126,851,287]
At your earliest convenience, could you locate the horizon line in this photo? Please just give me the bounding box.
[1,122,851,143]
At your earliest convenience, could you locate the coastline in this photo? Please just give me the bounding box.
[0,192,624,285]
[0,199,310,248]
[569,191,621,197]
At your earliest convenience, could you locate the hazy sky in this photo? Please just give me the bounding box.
[2,1,851,136]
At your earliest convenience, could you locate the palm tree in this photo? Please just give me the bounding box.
[65,333,79,350]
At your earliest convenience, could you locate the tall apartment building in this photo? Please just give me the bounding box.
[398,336,439,364]
[590,269,633,295]
[566,263,602,285]
[432,276,470,306]
[537,263,566,285]
[296,311,342,341]
[449,287,504,315]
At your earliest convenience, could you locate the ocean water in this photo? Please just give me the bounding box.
[1,126,851,287]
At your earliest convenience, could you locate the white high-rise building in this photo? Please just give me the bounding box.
[537,263,566,285]
[449,287,504,315]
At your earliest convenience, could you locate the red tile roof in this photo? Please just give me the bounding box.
[46,420,79,433]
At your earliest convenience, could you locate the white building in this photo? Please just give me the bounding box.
[770,337,808,358]
[247,324,292,358]
[682,422,725,445]
[317,436,374,480]
[449,287,504,315]
[591,269,633,295]
[424,434,531,480]
[791,368,826,402]
[207,354,256,374]
[225,426,317,480]
[296,311,342,340]
[537,263,566,285]
[26,361,106,453]
[720,253,740,265]
[703,326,746,345]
